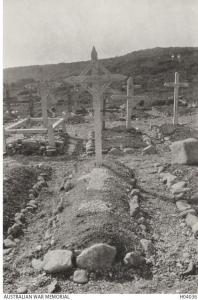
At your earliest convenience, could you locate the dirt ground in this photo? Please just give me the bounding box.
[3,107,198,294]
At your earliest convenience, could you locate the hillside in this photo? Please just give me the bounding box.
[3,47,198,110]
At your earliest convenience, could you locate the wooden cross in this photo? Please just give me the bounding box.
[65,47,126,166]
[3,83,12,115]
[111,77,141,129]
[164,72,189,125]
[24,84,36,117]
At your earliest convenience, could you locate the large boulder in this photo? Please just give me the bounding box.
[171,138,198,165]
[76,243,116,271]
[43,250,73,273]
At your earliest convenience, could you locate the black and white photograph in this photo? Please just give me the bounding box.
[2,0,198,296]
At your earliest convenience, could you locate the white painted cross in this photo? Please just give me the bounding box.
[65,47,126,166]
[111,77,141,129]
[164,72,189,125]
[38,72,49,128]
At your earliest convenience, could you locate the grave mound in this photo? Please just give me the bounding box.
[55,159,143,261]
[3,161,51,236]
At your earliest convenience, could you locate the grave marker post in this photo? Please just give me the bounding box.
[111,77,141,129]
[164,72,189,125]
[65,47,126,166]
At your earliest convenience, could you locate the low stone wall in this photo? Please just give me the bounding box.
[6,132,69,156]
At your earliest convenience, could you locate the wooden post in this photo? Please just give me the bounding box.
[48,123,55,147]
[42,90,48,128]
[173,72,179,125]
[39,81,49,128]
[101,95,106,130]
[164,72,189,125]
[91,47,103,167]
[64,47,126,166]
[4,83,11,116]
[3,127,6,153]
[73,96,77,114]
[62,113,67,133]
[29,92,34,117]
[126,77,133,129]
[111,77,141,129]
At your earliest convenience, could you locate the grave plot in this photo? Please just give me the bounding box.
[3,160,52,237]
[85,126,146,156]
[4,117,69,156]
[3,158,154,294]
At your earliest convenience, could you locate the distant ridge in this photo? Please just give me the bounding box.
[3,47,198,96]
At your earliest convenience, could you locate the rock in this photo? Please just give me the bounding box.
[47,279,59,293]
[123,148,134,154]
[57,198,64,212]
[192,222,198,238]
[129,195,139,216]
[16,286,28,294]
[35,245,42,251]
[108,148,123,156]
[154,163,161,169]
[43,250,73,273]
[171,181,187,194]
[73,269,89,284]
[50,239,55,247]
[180,261,196,278]
[28,200,38,207]
[3,248,12,255]
[29,193,35,200]
[123,252,145,267]
[171,138,198,165]
[172,187,190,195]
[160,173,177,187]
[179,209,196,218]
[176,201,191,212]
[185,213,198,238]
[64,181,74,192]
[32,258,44,271]
[190,192,198,204]
[140,239,155,257]
[46,148,57,156]
[15,212,25,222]
[26,206,35,211]
[4,262,10,270]
[130,189,140,197]
[158,166,166,173]
[174,193,185,200]
[47,216,57,227]
[44,229,52,240]
[8,223,22,238]
[4,238,16,248]
[140,224,147,231]
[76,243,116,271]
[142,145,156,155]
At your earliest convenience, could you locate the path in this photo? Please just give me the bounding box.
[118,152,198,293]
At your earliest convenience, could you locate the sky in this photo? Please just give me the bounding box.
[3,0,198,68]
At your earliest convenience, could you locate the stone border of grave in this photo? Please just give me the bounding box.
[3,166,51,269]
[85,130,146,157]
[6,132,69,156]
[155,164,198,239]
[30,164,154,289]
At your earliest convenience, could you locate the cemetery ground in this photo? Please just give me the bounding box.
[3,106,198,294]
